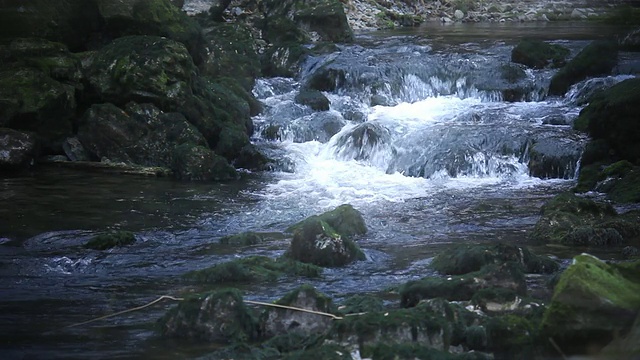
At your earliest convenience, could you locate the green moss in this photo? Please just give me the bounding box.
[287,204,367,238]
[282,343,353,360]
[430,243,558,275]
[369,343,458,360]
[84,231,135,250]
[598,5,640,26]
[549,40,618,96]
[511,39,569,69]
[608,169,640,204]
[542,255,640,354]
[485,314,540,359]
[339,294,385,315]
[540,192,616,217]
[183,256,322,284]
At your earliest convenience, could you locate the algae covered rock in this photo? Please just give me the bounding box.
[219,231,286,246]
[286,204,367,267]
[261,284,337,338]
[171,142,237,181]
[84,35,196,111]
[184,256,322,284]
[530,192,624,246]
[0,68,75,151]
[541,254,640,355]
[400,263,527,307]
[430,243,558,275]
[0,128,38,170]
[160,288,258,343]
[84,230,136,250]
[511,39,569,69]
[548,40,618,96]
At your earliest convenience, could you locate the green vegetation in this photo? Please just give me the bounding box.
[84,231,136,250]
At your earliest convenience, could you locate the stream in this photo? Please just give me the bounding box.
[0,22,637,359]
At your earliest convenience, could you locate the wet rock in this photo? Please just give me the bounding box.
[7,38,83,84]
[622,246,639,259]
[0,68,75,152]
[286,204,367,267]
[183,256,322,284]
[261,42,310,78]
[511,39,569,69]
[264,0,354,44]
[285,111,346,143]
[430,243,559,276]
[400,262,527,307]
[295,89,330,111]
[338,294,385,315]
[530,192,623,246]
[84,230,136,250]
[171,143,237,181]
[332,122,395,169]
[160,288,258,343]
[600,311,640,359]
[83,35,196,111]
[261,284,337,338]
[330,300,469,356]
[574,78,640,164]
[94,0,205,64]
[526,133,583,179]
[548,40,618,96]
[62,137,89,162]
[485,313,543,359]
[201,23,260,90]
[0,128,38,170]
[541,254,640,355]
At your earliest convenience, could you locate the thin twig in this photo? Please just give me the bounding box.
[244,300,344,320]
[64,295,184,329]
[548,337,567,360]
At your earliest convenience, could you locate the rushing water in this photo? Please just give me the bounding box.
[1,22,637,359]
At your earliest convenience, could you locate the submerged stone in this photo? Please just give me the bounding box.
[84,230,135,250]
[219,231,286,246]
[541,254,640,355]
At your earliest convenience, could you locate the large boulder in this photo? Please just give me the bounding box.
[0,68,75,151]
[0,128,38,170]
[160,288,258,343]
[170,142,237,181]
[574,78,640,164]
[511,39,569,69]
[260,285,337,339]
[548,40,618,96]
[6,38,83,84]
[263,0,353,44]
[541,254,640,355]
[526,133,584,179]
[93,0,205,63]
[201,23,261,91]
[83,35,196,111]
[619,27,640,52]
[294,89,330,111]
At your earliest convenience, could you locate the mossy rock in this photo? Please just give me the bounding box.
[282,343,353,360]
[530,193,622,245]
[295,89,330,111]
[330,304,449,357]
[84,35,195,111]
[471,288,520,313]
[575,78,640,164]
[511,39,569,69]
[201,23,261,90]
[261,284,337,338]
[485,314,541,359]
[338,294,385,315]
[287,204,367,238]
[171,142,237,181]
[0,67,75,151]
[369,343,486,360]
[430,243,558,275]
[541,254,640,355]
[219,231,286,246]
[7,38,83,84]
[288,219,366,267]
[548,40,618,96]
[159,288,258,343]
[184,256,322,284]
[95,0,205,64]
[261,42,310,78]
[400,263,527,307]
[84,230,135,250]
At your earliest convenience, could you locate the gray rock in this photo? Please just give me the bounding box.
[62,137,89,162]
[454,9,464,19]
[0,128,38,169]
